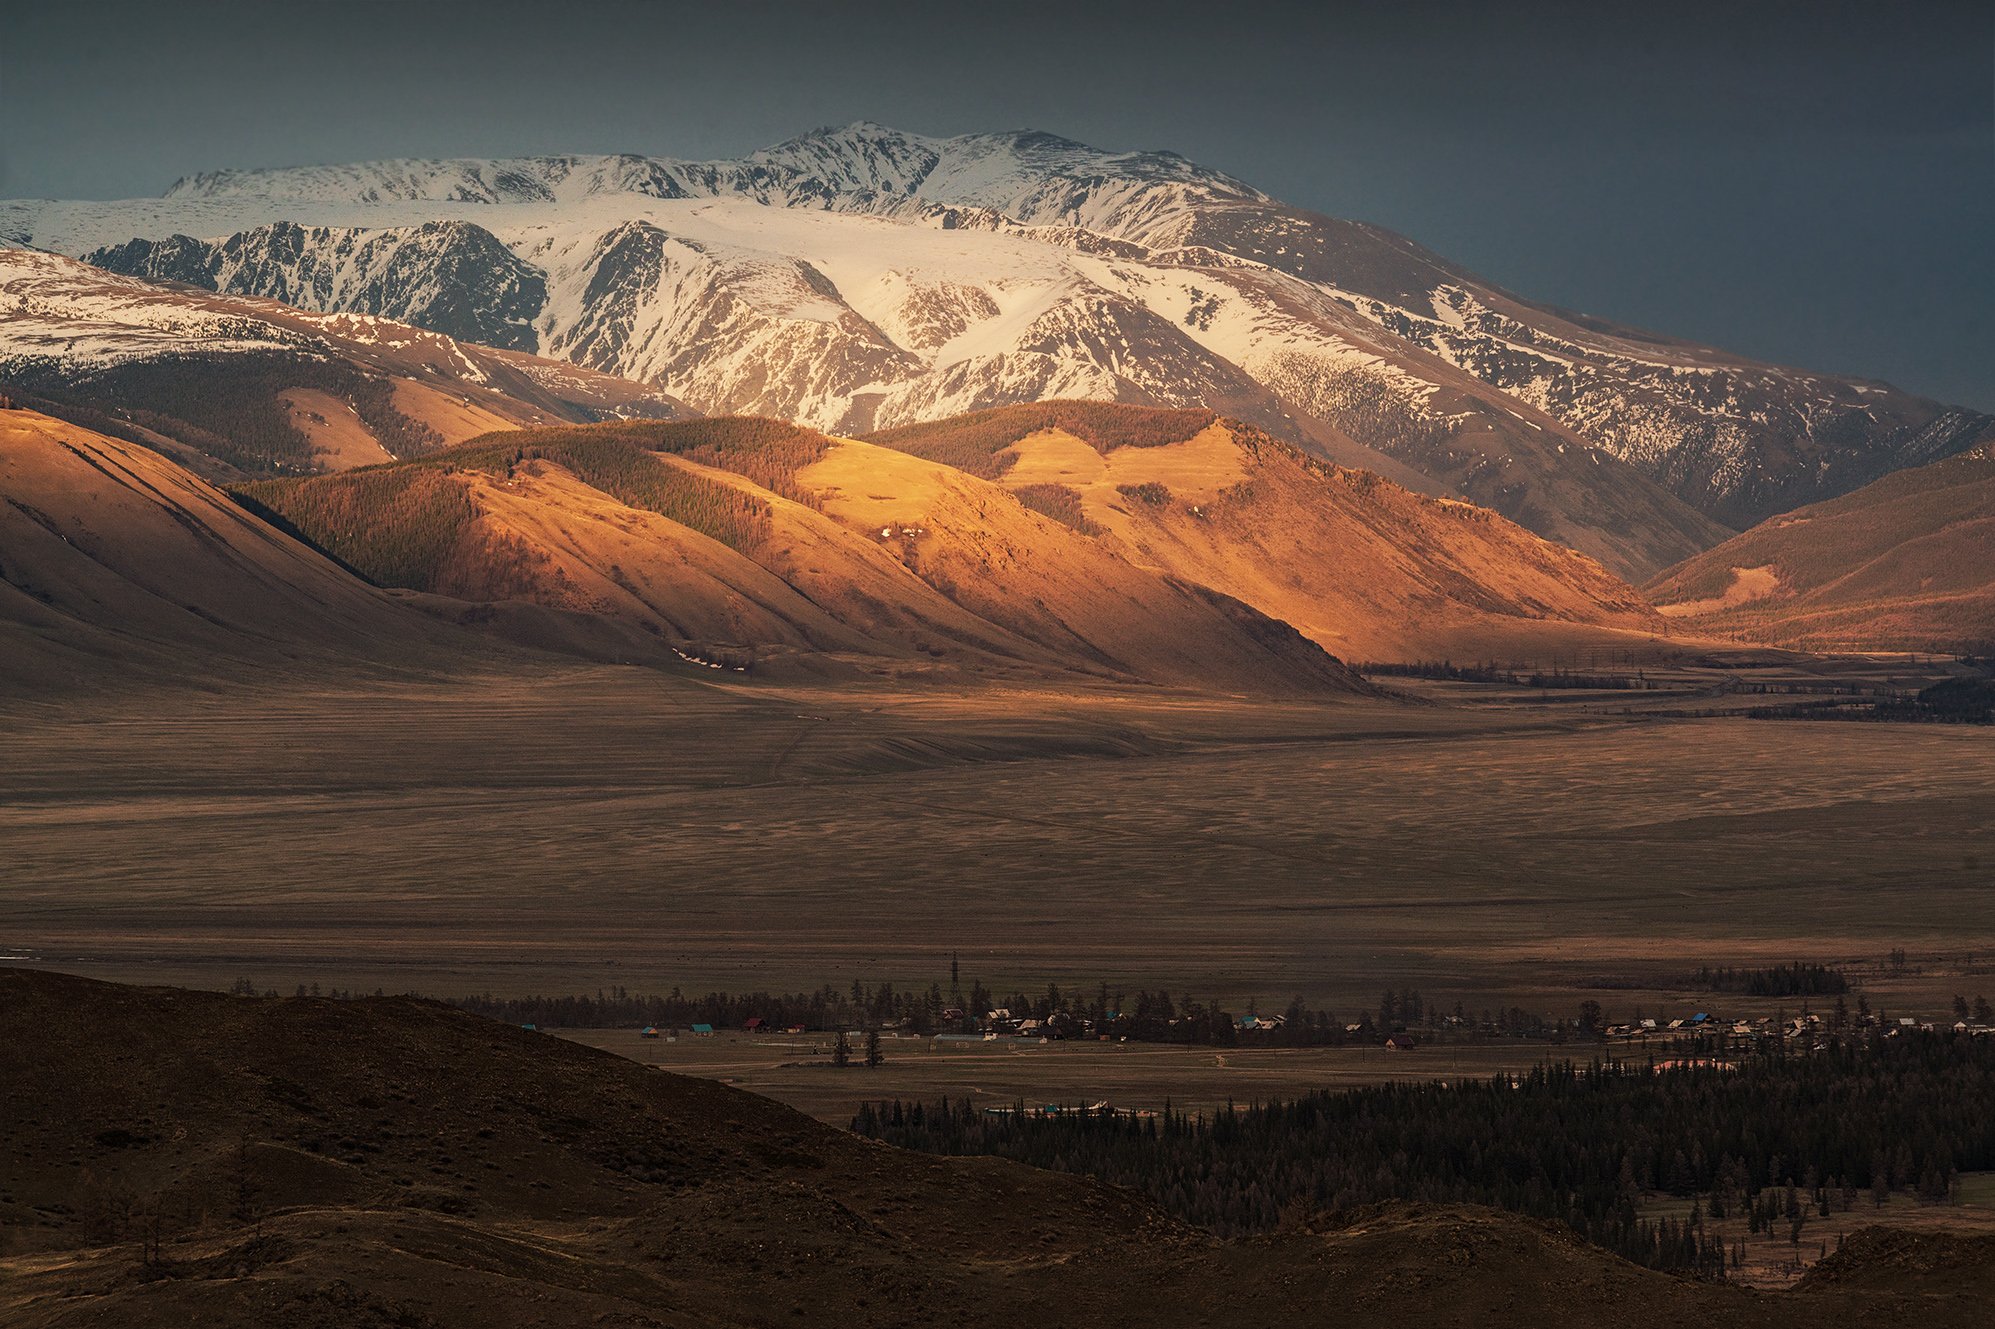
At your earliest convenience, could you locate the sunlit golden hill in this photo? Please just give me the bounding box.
[4,396,1693,695]
[232,415,1366,694]
[866,402,1668,662]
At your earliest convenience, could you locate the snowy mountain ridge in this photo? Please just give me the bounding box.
[160,123,1265,248]
[6,121,1988,575]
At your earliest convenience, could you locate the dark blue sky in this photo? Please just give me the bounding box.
[5,0,1990,407]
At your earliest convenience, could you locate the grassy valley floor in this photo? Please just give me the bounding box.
[2,657,1991,1018]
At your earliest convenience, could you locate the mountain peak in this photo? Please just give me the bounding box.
[763,119,931,150]
[149,123,1263,223]
[751,121,946,196]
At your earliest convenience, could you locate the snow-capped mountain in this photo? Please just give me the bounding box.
[155,124,1267,241]
[0,248,683,478]
[92,220,546,350]
[5,123,1985,575]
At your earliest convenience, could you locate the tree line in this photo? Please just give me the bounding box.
[235,430,779,591]
[1693,963,1849,997]
[863,401,1218,480]
[15,350,440,474]
[1359,660,1678,690]
[247,964,1986,1048]
[472,415,833,509]
[435,977,1582,1045]
[1011,482,1100,535]
[853,1030,1995,1278]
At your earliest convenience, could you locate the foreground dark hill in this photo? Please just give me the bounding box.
[4,969,1988,1328]
[1649,440,1995,653]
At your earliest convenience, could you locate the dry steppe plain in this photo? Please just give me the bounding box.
[4,655,1991,1016]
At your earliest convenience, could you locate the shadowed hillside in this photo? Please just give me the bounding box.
[1649,441,1995,653]
[5,969,1991,1328]
[0,407,492,695]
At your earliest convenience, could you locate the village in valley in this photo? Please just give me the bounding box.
[627,996,1995,1059]
[566,955,1995,1073]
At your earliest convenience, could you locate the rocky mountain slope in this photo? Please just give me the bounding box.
[1649,438,1995,653]
[0,248,685,482]
[5,967,1989,1329]
[10,123,1981,577]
